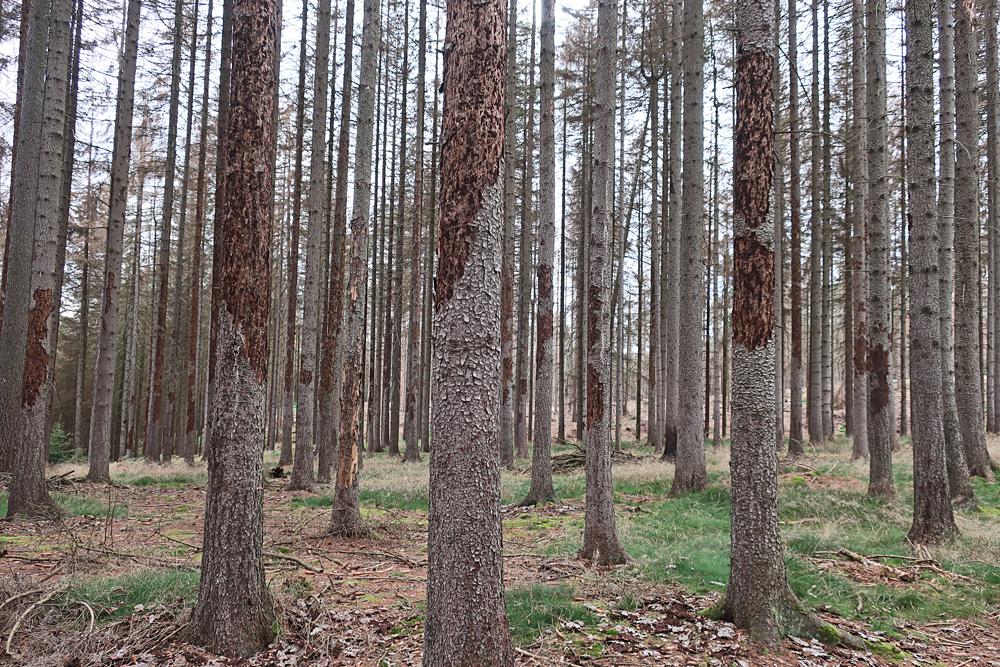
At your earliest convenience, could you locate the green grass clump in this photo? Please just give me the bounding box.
[64,568,199,620]
[122,473,204,488]
[290,489,429,512]
[0,492,126,518]
[506,584,596,646]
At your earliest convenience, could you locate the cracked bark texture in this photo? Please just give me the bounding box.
[937,0,975,503]
[723,3,817,641]
[904,0,960,543]
[523,0,557,506]
[579,0,628,567]
[671,0,708,495]
[866,0,895,498]
[2,0,69,516]
[87,0,141,483]
[954,0,995,479]
[290,0,334,490]
[187,0,279,653]
[423,0,514,661]
[850,0,869,460]
[329,0,379,539]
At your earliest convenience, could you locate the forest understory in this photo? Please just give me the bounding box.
[2,435,998,666]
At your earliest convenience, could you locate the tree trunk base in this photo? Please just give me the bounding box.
[577,536,628,567]
[517,487,557,507]
[669,470,708,496]
[720,587,865,649]
[866,480,896,500]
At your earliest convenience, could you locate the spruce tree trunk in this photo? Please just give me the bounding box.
[422,0,515,660]
[954,0,995,479]
[289,0,334,490]
[88,0,143,477]
[579,0,628,567]
[820,6,834,440]
[807,0,823,445]
[905,0,960,543]
[523,0,557,505]
[402,0,425,462]
[146,0,184,463]
[988,0,1000,433]
[121,170,146,458]
[281,0,308,468]
[866,0,895,498]
[849,0,869,460]
[187,0,279,651]
[499,0,518,467]
[937,0,975,501]
[328,0,380,538]
[662,0,682,460]
[671,0,707,493]
[723,1,824,640]
[1,0,70,515]
[73,221,90,452]
[787,0,805,456]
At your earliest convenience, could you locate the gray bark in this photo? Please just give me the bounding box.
[850,0,869,460]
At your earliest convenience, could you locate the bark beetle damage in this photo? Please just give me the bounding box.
[433,0,506,309]
[853,324,867,375]
[585,284,603,426]
[868,343,890,412]
[731,50,775,351]
[732,237,774,349]
[215,7,278,384]
[299,367,313,386]
[535,264,553,360]
[501,276,513,401]
[22,288,53,407]
[103,270,116,315]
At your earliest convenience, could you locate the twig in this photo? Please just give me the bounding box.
[264,551,324,573]
[78,600,96,636]
[5,588,61,655]
[0,589,44,614]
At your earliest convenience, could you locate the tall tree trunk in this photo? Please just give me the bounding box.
[559,97,569,442]
[73,218,90,451]
[289,0,334,490]
[146,0,184,463]
[937,0,975,502]
[499,0,518,467]
[849,0,869,460]
[402,0,425,462]
[422,0,515,660]
[807,0,823,445]
[121,168,146,459]
[955,0,995,479]
[523,0,557,505]
[723,2,834,641]
[787,0,805,456]
[905,0,961,543]
[866,0,895,497]
[662,0,682,460]
[579,0,628,567]
[820,4,834,439]
[2,0,71,516]
[328,0,380,537]
[187,0,279,651]
[671,0,707,493]
[988,0,1000,434]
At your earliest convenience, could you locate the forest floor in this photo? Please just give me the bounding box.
[1,434,999,666]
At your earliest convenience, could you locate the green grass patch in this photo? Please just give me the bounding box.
[120,473,205,488]
[290,489,429,512]
[506,584,596,646]
[0,492,126,518]
[63,568,199,620]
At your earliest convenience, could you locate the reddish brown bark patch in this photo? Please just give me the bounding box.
[868,344,890,412]
[433,0,506,309]
[22,288,53,407]
[732,236,774,350]
[103,270,116,315]
[585,283,604,427]
[731,49,775,352]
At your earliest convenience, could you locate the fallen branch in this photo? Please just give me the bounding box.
[5,588,62,655]
[0,589,44,614]
[264,551,323,573]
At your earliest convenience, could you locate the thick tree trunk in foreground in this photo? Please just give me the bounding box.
[954,0,995,479]
[328,0,379,539]
[187,0,278,654]
[866,0,895,498]
[2,0,70,516]
[87,0,141,482]
[905,0,960,543]
[523,0,557,505]
[671,0,708,494]
[579,0,628,567]
[723,3,835,642]
[423,0,515,661]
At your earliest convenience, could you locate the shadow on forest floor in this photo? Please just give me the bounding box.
[1,435,998,664]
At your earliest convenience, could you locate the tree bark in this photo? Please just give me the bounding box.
[905,0,961,543]
[787,0,805,456]
[866,0,895,498]
[422,0,515,660]
[579,0,628,567]
[187,0,279,651]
